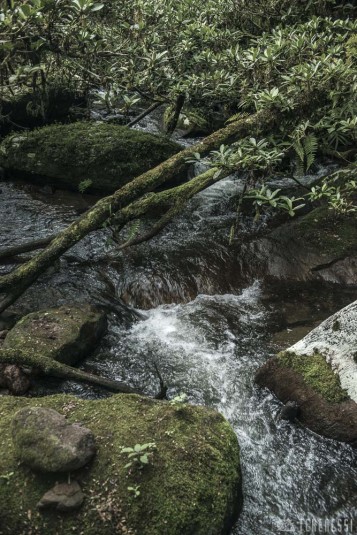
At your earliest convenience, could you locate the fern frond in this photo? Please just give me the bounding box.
[127,220,141,241]
[226,112,249,124]
[294,156,305,177]
[303,133,318,171]
[293,140,304,163]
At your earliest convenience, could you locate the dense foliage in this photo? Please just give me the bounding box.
[0,0,356,217]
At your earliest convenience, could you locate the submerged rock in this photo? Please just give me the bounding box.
[0,394,242,535]
[3,304,106,366]
[12,407,96,472]
[0,122,183,194]
[37,481,84,512]
[256,299,357,445]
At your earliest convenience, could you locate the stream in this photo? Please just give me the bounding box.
[1,147,357,533]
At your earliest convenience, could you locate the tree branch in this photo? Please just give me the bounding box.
[0,235,56,261]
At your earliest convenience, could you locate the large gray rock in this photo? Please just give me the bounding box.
[12,407,96,472]
[3,304,106,366]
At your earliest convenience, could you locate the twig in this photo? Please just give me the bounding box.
[127,102,163,127]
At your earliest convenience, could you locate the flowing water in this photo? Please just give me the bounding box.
[1,162,357,534]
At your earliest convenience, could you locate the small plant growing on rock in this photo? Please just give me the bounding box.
[169,393,188,405]
[121,442,156,470]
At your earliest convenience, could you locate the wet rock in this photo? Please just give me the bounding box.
[240,207,357,287]
[278,401,300,422]
[0,365,6,388]
[12,407,96,472]
[0,87,87,138]
[37,481,84,512]
[38,184,55,195]
[0,122,184,194]
[3,304,107,366]
[1,364,31,395]
[256,299,357,445]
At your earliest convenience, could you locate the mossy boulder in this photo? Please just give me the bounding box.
[0,122,183,193]
[0,394,242,535]
[3,304,106,366]
[255,299,357,445]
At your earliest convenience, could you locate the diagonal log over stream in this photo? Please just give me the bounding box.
[0,108,274,313]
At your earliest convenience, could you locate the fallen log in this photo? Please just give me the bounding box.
[0,109,272,304]
[0,348,167,398]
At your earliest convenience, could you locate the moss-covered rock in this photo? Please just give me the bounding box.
[12,407,96,472]
[255,299,357,445]
[0,122,183,193]
[255,354,357,445]
[0,394,242,535]
[3,304,106,366]
[277,351,349,404]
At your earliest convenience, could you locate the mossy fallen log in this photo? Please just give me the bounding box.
[1,99,324,312]
[0,235,56,261]
[0,161,232,312]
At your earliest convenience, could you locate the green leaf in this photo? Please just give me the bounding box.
[91,3,104,11]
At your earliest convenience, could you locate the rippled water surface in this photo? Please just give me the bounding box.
[1,175,356,534]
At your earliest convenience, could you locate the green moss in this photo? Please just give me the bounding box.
[0,122,183,193]
[0,394,241,535]
[293,206,357,258]
[277,351,349,404]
